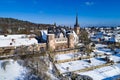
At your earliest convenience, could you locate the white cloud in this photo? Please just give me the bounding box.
[85,1,94,6]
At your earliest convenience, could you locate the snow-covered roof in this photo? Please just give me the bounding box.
[77,43,84,47]
[72,31,79,44]
[41,30,48,41]
[40,29,79,44]
[0,34,38,47]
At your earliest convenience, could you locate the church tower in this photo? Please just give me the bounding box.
[74,14,80,35]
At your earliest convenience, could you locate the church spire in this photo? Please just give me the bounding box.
[74,13,79,27]
[74,13,80,35]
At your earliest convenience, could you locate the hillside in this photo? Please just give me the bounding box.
[0,17,54,34]
[0,17,53,29]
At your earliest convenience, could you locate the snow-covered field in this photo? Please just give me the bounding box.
[94,44,114,55]
[0,59,27,80]
[55,57,106,74]
[115,48,120,53]
[93,49,113,55]
[78,64,120,80]
[95,44,107,48]
[56,60,90,73]
[55,52,81,61]
[55,52,120,73]
[55,45,120,80]
[110,54,120,62]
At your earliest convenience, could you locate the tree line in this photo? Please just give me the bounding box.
[0,17,54,34]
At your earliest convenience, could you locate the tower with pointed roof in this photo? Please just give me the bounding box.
[74,14,80,35]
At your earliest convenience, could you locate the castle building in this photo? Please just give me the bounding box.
[74,14,80,35]
[46,26,75,51]
[39,15,80,51]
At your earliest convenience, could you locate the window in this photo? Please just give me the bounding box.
[40,47,45,52]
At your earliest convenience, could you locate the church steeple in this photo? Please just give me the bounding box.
[74,13,80,35]
[75,13,79,27]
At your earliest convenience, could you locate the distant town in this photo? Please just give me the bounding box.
[0,15,120,80]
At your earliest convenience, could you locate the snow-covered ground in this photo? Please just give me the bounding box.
[94,44,113,55]
[56,60,90,73]
[55,57,106,74]
[55,52,120,73]
[0,59,27,80]
[54,43,120,79]
[93,48,113,55]
[110,54,120,62]
[47,62,59,80]
[55,52,81,61]
[0,34,38,47]
[78,64,120,80]
[115,48,120,53]
[95,44,107,48]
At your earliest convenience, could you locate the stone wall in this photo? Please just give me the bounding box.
[74,27,80,35]
[47,33,75,51]
[55,38,67,43]
[54,49,79,54]
[68,33,74,48]
[0,43,47,56]
[27,43,46,52]
[47,34,55,50]
[55,43,68,50]
[0,47,15,56]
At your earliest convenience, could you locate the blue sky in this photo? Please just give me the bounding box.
[0,0,120,27]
